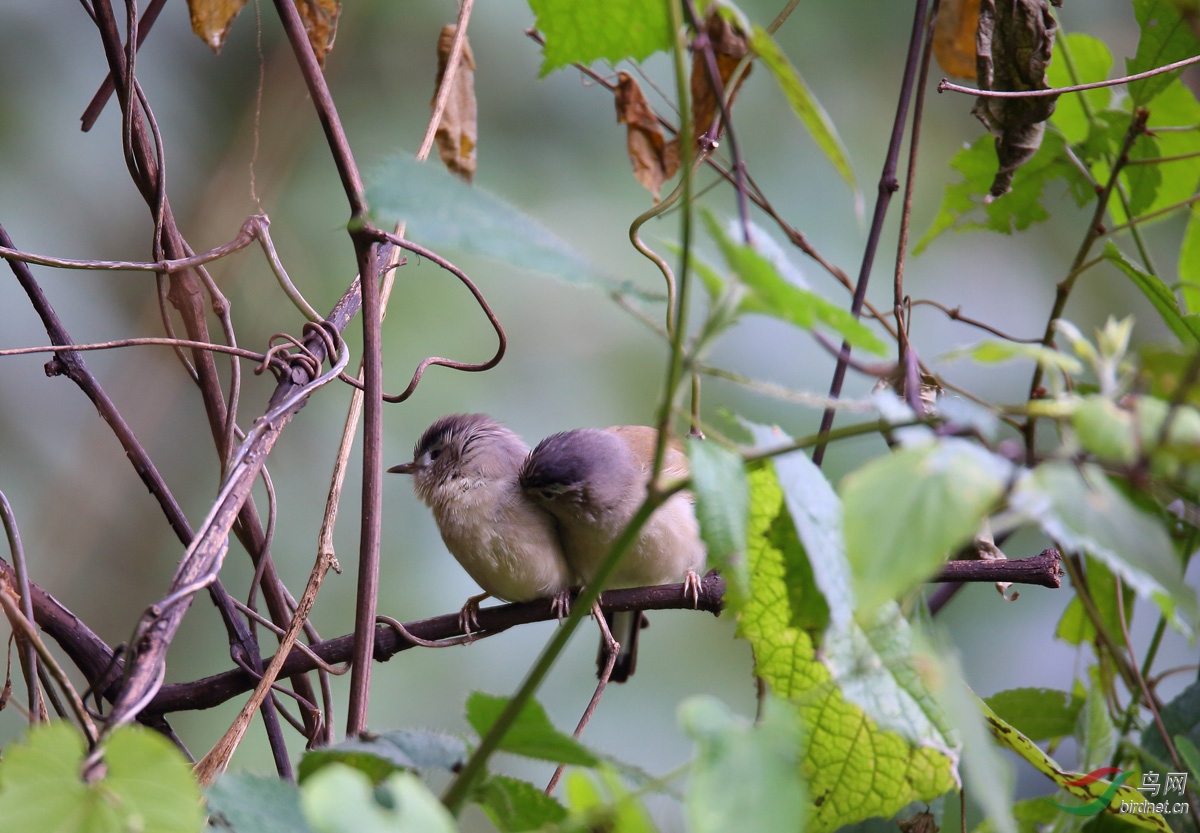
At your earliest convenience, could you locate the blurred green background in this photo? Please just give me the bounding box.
[1,0,1194,828]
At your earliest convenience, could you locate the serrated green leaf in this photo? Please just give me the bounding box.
[1104,241,1200,346]
[740,465,956,831]
[474,775,567,832]
[680,695,807,833]
[1048,34,1113,144]
[365,155,647,297]
[747,422,853,628]
[466,693,599,767]
[208,773,313,833]
[0,722,205,833]
[528,0,673,77]
[982,704,1169,831]
[302,765,457,833]
[842,438,1010,612]
[944,339,1083,374]
[749,25,858,197]
[984,688,1085,742]
[1010,460,1198,633]
[703,212,886,354]
[916,129,1090,252]
[688,437,749,610]
[1128,0,1200,105]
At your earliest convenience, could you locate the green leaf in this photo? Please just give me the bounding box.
[984,688,1085,742]
[747,422,853,628]
[1010,460,1198,632]
[365,155,646,296]
[1176,735,1200,780]
[688,437,750,610]
[1103,241,1200,346]
[562,767,657,833]
[981,703,1169,830]
[703,212,887,355]
[1124,132,1163,218]
[841,438,1010,612]
[943,339,1083,375]
[931,647,1015,833]
[1128,0,1200,105]
[679,695,807,833]
[301,765,457,833]
[474,775,567,832]
[208,773,314,833]
[1076,682,1116,774]
[298,730,468,784]
[1048,34,1113,144]
[0,722,205,833]
[915,129,1090,253]
[1141,680,1200,772]
[1141,80,1200,229]
[1181,206,1200,312]
[749,25,858,198]
[465,693,599,766]
[528,0,673,77]
[1054,556,1133,647]
[740,465,956,831]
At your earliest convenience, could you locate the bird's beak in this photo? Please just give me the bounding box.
[388,461,418,475]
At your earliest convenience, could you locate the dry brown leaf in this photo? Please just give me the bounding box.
[187,0,249,52]
[296,0,341,68]
[433,24,477,183]
[690,9,751,148]
[933,0,981,80]
[615,72,679,201]
[973,0,1058,197]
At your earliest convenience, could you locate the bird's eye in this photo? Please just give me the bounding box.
[539,488,557,501]
[429,448,442,461]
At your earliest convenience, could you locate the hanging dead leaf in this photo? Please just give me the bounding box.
[433,24,477,183]
[296,0,341,68]
[615,72,679,201]
[690,9,751,149]
[933,0,980,80]
[187,0,249,52]
[973,0,1058,197]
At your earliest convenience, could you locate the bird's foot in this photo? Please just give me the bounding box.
[683,569,702,608]
[458,592,491,637]
[550,589,572,623]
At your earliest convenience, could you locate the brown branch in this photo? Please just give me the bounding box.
[934,549,1062,587]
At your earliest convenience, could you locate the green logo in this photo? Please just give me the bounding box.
[1044,768,1130,816]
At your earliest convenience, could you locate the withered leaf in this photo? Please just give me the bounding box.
[187,0,249,52]
[973,0,1058,197]
[296,0,341,68]
[933,0,981,80]
[690,9,751,149]
[615,71,679,200]
[433,24,478,183]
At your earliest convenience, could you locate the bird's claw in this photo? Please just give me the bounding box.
[550,589,572,623]
[683,569,702,609]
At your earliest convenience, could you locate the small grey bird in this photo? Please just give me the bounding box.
[390,414,572,632]
[520,425,706,682]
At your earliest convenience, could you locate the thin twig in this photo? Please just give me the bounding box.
[938,52,1200,98]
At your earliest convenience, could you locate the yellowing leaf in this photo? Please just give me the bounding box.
[296,0,341,68]
[933,0,981,79]
[614,72,679,200]
[188,0,248,52]
[433,24,477,183]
